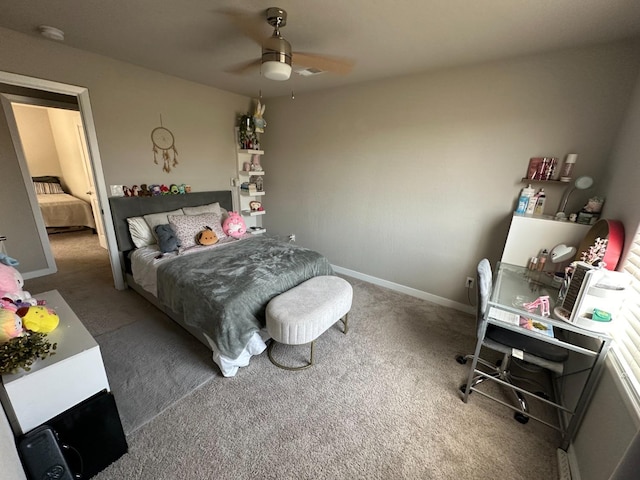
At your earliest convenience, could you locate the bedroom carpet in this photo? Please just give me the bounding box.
[26,230,561,480]
[96,315,216,434]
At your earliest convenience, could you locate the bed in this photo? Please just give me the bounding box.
[109,191,334,377]
[33,176,96,230]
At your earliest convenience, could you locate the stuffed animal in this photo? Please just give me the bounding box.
[222,212,247,238]
[0,263,36,306]
[17,306,59,333]
[253,100,266,133]
[139,184,152,197]
[196,226,219,246]
[0,308,23,343]
[155,224,181,253]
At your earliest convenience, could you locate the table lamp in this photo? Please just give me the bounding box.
[555,176,594,220]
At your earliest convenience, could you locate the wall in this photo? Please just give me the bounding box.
[11,104,62,178]
[12,105,89,201]
[263,40,640,308]
[0,26,251,200]
[48,108,90,202]
[570,65,640,480]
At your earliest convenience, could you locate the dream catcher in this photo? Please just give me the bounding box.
[151,116,179,173]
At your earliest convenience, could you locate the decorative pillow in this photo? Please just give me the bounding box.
[155,224,181,253]
[182,202,222,216]
[143,209,184,242]
[126,216,155,248]
[33,182,64,194]
[168,213,226,250]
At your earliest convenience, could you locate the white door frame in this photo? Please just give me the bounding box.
[0,71,125,290]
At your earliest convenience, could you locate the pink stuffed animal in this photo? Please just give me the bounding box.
[222,212,247,238]
[0,263,36,306]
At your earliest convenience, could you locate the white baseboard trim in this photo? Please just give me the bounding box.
[557,447,574,480]
[332,265,475,315]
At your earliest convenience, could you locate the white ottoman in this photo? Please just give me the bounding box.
[266,275,353,370]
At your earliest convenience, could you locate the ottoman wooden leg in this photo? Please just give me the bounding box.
[267,340,315,371]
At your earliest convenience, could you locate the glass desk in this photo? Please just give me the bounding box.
[461,262,612,451]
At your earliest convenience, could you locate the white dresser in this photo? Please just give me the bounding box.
[0,290,110,435]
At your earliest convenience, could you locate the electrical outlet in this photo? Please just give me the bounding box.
[465,277,474,289]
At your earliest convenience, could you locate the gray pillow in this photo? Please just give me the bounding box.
[154,224,181,253]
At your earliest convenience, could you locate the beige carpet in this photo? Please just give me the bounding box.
[25,230,560,480]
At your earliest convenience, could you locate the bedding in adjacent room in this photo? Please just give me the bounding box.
[32,176,96,229]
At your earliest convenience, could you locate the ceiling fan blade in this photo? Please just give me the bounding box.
[292,52,355,75]
[225,59,261,75]
[217,7,268,46]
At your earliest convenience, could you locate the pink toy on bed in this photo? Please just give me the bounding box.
[222,212,247,238]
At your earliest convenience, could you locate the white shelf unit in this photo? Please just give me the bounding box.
[235,128,266,231]
[242,209,266,216]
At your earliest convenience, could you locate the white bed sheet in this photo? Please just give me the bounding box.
[129,237,268,377]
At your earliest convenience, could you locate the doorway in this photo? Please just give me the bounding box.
[0,71,124,289]
[7,99,107,249]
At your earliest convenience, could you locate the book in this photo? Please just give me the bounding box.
[518,317,554,337]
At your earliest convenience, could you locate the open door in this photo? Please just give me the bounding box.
[75,120,107,249]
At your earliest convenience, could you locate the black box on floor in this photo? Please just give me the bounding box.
[20,390,128,479]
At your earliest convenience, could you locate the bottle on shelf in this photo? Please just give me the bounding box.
[515,184,536,214]
[537,249,548,271]
[533,188,546,215]
[525,189,539,215]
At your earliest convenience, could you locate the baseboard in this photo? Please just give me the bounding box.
[557,448,573,480]
[331,265,475,315]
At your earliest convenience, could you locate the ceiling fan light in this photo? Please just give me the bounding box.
[262,61,292,81]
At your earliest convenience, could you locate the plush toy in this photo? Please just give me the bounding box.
[155,224,181,253]
[139,184,152,197]
[196,226,219,246]
[17,306,59,333]
[222,212,247,238]
[0,263,36,306]
[253,100,266,133]
[0,308,23,343]
[170,184,180,194]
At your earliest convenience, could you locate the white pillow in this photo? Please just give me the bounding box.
[143,209,184,242]
[127,217,155,248]
[183,202,222,216]
[168,213,226,251]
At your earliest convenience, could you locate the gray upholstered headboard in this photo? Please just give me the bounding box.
[109,190,233,252]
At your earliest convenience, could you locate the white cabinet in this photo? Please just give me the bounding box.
[501,214,591,267]
[0,290,110,435]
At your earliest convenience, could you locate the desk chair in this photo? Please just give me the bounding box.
[456,258,569,423]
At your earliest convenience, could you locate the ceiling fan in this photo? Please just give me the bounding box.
[226,7,354,81]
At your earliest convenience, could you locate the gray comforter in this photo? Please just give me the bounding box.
[156,236,333,359]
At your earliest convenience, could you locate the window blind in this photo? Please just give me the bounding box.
[611,226,640,396]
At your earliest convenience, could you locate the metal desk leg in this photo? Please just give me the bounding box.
[463,330,486,403]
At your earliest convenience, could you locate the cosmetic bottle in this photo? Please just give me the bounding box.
[515,184,535,214]
[534,189,546,215]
